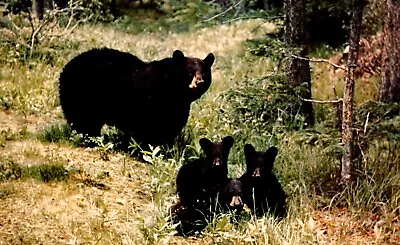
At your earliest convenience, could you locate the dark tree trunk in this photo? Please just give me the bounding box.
[34,0,44,20]
[379,0,400,103]
[341,0,365,185]
[111,0,118,17]
[284,0,314,127]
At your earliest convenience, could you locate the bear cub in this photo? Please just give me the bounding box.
[240,144,287,218]
[172,136,234,235]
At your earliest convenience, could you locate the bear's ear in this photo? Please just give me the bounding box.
[222,136,234,149]
[244,144,255,158]
[203,53,215,67]
[172,50,185,60]
[199,137,213,153]
[264,146,278,167]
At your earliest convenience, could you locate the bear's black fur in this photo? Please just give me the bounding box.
[218,178,245,214]
[59,48,215,146]
[173,136,234,235]
[239,144,287,218]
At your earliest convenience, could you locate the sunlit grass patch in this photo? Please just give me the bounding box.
[0,62,61,116]
[0,183,15,199]
[24,162,69,182]
[0,161,68,183]
[311,63,380,105]
[37,123,75,144]
[0,126,30,147]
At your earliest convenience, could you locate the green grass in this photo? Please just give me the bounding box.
[0,126,30,147]
[0,161,69,183]
[37,124,76,144]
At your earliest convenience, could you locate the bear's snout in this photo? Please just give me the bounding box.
[252,168,261,177]
[213,158,222,166]
[189,72,204,88]
[230,195,243,208]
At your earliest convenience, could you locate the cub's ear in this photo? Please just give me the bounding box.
[264,146,278,166]
[204,53,215,67]
[172,50,185,60]
[199,138,213,153]
[222,136,234,149]
[244,144,255,157]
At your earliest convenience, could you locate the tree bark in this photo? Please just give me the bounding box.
[34,0,44,20]
[284,0,314,127]
[379,0,400,103]
[341,0,365,185]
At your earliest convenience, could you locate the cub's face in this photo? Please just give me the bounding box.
[244,144,278,179]
[199,136,234,176]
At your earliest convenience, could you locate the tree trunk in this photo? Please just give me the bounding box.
[34,0,44,20]
[111,0,118,17]
[341,0,365,185]
[284,0,314,127]
[379,0,400,103]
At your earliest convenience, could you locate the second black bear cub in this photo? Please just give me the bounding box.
[240,144,287,218]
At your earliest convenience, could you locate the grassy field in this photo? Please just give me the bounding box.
[0,5,399,244]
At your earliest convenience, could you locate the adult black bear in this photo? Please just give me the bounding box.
[240,144,287,218]
[59,48,215,146]
[172,136,234,235]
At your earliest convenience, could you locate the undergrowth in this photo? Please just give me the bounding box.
[0,161,69,183]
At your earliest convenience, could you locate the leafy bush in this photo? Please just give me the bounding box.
[220,74,309,138]
[24,162,68,182]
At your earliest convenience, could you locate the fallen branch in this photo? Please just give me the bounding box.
[203,0,244,22]
[300,97,343,104]
[291,54,347,71]
[222,15,283,24]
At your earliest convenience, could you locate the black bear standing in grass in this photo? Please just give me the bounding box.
[240,144,287,218]
[172,136,234,235]
[59,48,215,146]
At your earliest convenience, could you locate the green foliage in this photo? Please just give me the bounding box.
[0,127,30,147]
[0,161,68,182]
[37,123,97,147]
[0,160,23,181]
[355,101,400,140]
[0,185,14,199]
[362,0,384,35]
[24,162,68,182]
[113,0,220,35]
[37,124,75,144]
[247,30,286,62]
[78,0,115,23]
[220,73,309,140]
[330,141,400,212]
